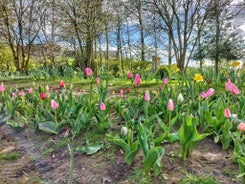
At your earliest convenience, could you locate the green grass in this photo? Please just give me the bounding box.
[178,174,219,184]
[0,152,20,161]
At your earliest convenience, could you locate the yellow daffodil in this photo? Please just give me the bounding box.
[194,73,203,82]
[232,61,240,67]
[175,67,180,72]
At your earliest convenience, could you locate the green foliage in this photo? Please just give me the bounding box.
[0,152,20,161]
[155,65,170,79]
[179,174,218,184]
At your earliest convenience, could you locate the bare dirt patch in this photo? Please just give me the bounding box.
[0,123,240,184]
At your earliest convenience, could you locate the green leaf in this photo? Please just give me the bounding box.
[111,138,130,154]
[38,121,58,134]
[75,143,103,155]
[125,143,140,165]
[0,114,11,126]
[143,147,164,173]
[138,124,149,157]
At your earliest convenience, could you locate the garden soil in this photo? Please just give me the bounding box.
[0,122,241,184]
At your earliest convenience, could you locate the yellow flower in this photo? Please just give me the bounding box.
[201,61,205,65]
[232,61,240,67]
[175,67,180,72]
[194,74,203,82]
[68,61,73,66]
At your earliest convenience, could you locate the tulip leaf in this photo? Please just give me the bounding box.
[38,121,58,134]
[75,143,103,155]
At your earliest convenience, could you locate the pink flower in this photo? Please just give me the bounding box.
[127,87,130,93]
[144,90,150,101]
[200,92,208,99]
[46,85,50,91]
[200,88,215,99]
[50,99,59,109]
[100,102,106,111]
[206,88,215,97]
[40,92,47,100]
[224,108,231,118]
[163,78,169,85]
[96,77,100,85]
[12,92,17,98]
[0,83,4,92]
[237,122,245,131]
[159,85,163,91]
[59,80,65,88]
[28,87,33,94]
[167,99,174,111]
[85,67,92,77]
[134,73,141,87]
[127,72,133,79]
[225,79,240,95]
[120,89,124,98]
[19,90,25,97]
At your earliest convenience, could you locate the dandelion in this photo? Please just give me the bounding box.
[194,74,203,82]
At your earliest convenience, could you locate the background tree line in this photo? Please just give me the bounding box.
[0,0,244,75]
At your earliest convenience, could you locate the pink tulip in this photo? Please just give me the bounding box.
[225,79,240,95]
[120,89,124,98]
[163,78,169,85]
[59,80,65,88]
[200,92,208,99]
[127,87,130,93]
[46,85,50,91]
[0,83,4,92]
[127,72,133,79]
[237,122,245,131]
[19,90,25,97]
[206,88,215,97]
[40,92,47,100]
[96,77,100,85]
[134,73,141,87]
[50,99,59,109]
[159,85,163,91]
[85,67,92,77]
[224,108,231,118]
[144,90,150,101]
[167,99,174,111]
[100,102,106,111]
[28,87,33,94]
[12,92,17,98]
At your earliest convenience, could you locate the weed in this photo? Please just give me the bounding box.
[0,152,20,160]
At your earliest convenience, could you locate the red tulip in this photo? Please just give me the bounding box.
[40,92,47,100]
[59,80,65,88]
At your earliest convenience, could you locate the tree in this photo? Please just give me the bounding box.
[145,0,212,71]
[0,0,45,73]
